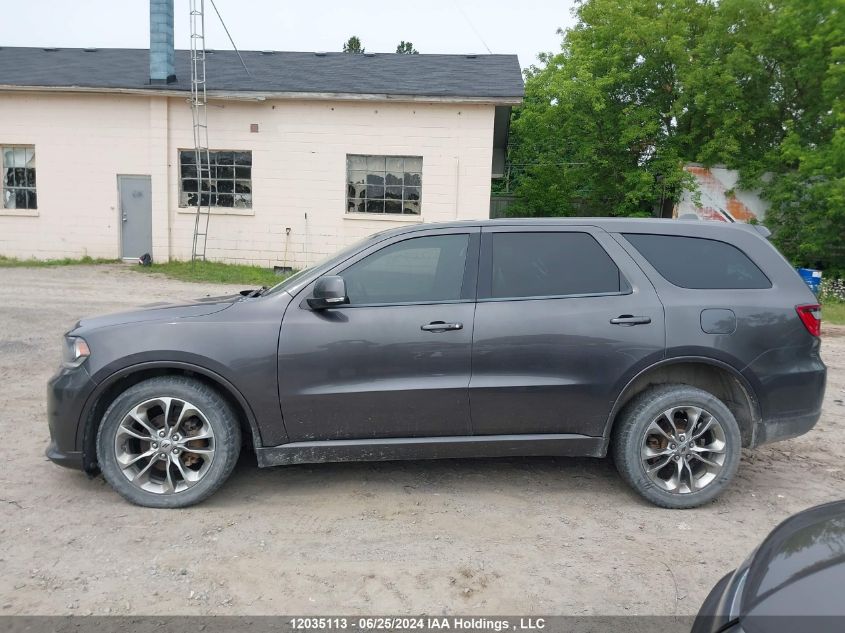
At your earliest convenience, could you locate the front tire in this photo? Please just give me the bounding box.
[612,384,742,509]
[96,376,241,508]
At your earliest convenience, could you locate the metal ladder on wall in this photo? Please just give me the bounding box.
[189,0,211,262]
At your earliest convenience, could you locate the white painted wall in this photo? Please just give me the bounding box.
[0,90,496,266]
[0,92,160,260]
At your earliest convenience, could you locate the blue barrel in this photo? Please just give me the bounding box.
[796,268,822,294]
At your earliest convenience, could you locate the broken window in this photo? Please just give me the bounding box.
[179,150,252,209]
[347,155,422,215]
[2,146,37,210]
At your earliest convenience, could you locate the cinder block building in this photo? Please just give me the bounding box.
[0,2,523,267]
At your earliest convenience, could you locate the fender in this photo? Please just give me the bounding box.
[76,360,266,453]
[601,355,763,450]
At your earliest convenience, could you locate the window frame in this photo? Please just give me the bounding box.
[2,144,37,211]
[477,226,632,302]
[345,154,423,216]
[177,149,253,210]
[302,227,481,309]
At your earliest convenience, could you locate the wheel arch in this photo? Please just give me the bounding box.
[79,361,263,473]
[603,357,762,453]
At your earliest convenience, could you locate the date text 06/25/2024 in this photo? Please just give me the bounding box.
[288,617,546,631]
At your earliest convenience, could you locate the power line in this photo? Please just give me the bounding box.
[451,0,493,54]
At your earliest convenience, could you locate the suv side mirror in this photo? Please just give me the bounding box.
[307,276,350,310]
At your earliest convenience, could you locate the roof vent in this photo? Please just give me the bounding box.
[83,48,99,52]
[315,52,327,57]
[261,50,276,55]
[43,47,59,52]
[364,53,376,57]
[465,54,477,59]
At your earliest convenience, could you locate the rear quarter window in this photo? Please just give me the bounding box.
[623,233,771,290]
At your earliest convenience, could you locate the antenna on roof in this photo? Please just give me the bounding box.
[208,0,252,78]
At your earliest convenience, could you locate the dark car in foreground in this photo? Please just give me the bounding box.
[46,218,826,508]
[693,500,845,633]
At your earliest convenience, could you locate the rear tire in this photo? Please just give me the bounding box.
[612,384,741,509]
[96,376,241,508]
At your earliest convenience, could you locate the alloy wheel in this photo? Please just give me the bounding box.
[113,397,216,494]
[640,405,727,494]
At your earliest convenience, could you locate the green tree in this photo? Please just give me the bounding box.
[342,36,365,54]
[396,41,419,54]
[507,0,711,218]
[507,0,845,270]
[677,0,845,270]
[725,0,845,272]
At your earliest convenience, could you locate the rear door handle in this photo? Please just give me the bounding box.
[610,315,652,326]
[421,321,463,332]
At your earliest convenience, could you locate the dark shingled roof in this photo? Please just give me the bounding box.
[0,47,524,100]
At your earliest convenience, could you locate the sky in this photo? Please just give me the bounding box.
[0,0,577,70]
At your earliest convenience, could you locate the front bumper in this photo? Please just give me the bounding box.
[45,439,84,470]
[45,363,96,471]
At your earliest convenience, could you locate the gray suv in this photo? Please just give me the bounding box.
[46,219,826,508]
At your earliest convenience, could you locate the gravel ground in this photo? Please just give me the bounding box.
[0,264,843,616]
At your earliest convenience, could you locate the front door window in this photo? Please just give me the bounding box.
[341,234,470,305]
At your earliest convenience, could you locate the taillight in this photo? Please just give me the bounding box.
[796,304,822,337]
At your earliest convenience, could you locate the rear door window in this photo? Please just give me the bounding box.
[623,233,771,289]
[489,232,623,299]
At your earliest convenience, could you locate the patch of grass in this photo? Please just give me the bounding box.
[0,255,119,267]
[134,260,287,287]
[823,300,845,326]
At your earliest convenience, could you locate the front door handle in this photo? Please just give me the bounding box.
[421,321,463,332]
[610,315,652,326]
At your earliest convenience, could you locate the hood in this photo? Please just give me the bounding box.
[72,293,243,332]
[740,500,845,628]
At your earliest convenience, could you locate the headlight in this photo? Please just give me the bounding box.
[62,336,91,368]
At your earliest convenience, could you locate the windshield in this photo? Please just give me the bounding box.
[262,233,382,297]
